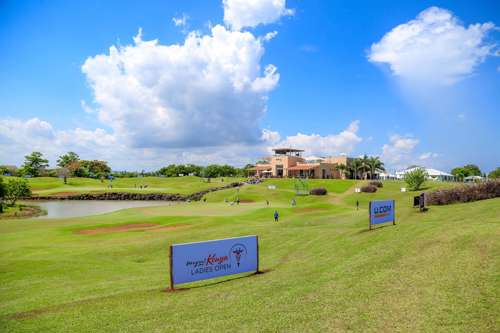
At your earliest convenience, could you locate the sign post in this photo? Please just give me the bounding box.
[369,200,396,230]
[169,235,259,290]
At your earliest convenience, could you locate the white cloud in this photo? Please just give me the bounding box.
[0,117,269,170]
[419,152,439,160]
[261,128,281,144]
[0,117,121,167]
[368,7,497,85]
[1,1,300,170]
[263,30,278,42]
[382,134,419,166]
[82,25,279,149]
[274,121,362,157]
[172,14,188,27]
[223,0,293,31]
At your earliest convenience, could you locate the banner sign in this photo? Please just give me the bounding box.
[369,200,396,229]
[170,235,259,288]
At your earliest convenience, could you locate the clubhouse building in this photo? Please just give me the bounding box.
[249,148,352,179]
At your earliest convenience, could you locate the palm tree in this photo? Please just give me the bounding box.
[359,155,371,180]
[349,158,362,180]
[367,157,385,179]
[335,164,347,179]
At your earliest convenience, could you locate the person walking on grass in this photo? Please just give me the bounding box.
[274,210,279,223]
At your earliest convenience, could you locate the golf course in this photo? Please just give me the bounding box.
[0,178,498,332]
[24,176,245,196]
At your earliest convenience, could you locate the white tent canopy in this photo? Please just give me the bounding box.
[395,166,454,181]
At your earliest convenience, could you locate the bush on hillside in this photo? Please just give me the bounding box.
[404,168,428,191]
[369,181,383,188]
[361,185,377,193]
[426,180,500,205]
[310,188,327,195]
[3,178,31,206]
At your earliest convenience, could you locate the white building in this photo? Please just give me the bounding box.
[395,166,455,181]
[378,172,397,180]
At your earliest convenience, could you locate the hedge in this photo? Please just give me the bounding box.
[426,180,500,205]
[310,188,327,195]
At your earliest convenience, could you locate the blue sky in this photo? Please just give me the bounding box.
[1,0,499,172]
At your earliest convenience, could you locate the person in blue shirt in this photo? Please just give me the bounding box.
[274,210,279,222]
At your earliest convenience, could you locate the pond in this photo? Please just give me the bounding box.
[30,200,173,219]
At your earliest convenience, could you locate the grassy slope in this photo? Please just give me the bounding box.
[10,176,244,196]
[0,180,498,332]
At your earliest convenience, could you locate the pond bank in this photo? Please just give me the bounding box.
[30,201,174,219]
[0,204,46,219]
[25,182,244,202]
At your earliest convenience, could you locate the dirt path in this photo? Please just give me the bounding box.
[329,181,365,205]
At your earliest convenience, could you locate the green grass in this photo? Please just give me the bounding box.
[9,176,244,196]
[0,179,498,332]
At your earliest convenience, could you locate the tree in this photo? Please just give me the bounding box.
[66,161,88,177]
[56,168,70,184]
[0,177,5,213]
[0,165,18,176]
[359,155,371,179]
[335,164,347,179]
[451,167,467,181]
[79,160,111,178]
[403,168,428,191]
[158,164,178,177]
[4,178,31,206]
[488,167,500,179]
[57,152,80,168]
[463,164,482,177]
[451,164,482,180]
[21,152,49,177]
[367,156,385,179]
[349,158,363,180]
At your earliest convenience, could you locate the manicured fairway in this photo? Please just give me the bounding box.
[0,180,499,332]
[20,176,244,196]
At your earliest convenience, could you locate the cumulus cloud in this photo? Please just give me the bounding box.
[172,14,188,27]
[223,0,293,31]
[0,117,121,166]
[382,134,419,166]
[261,128,281,144]
[274,121,362,157]
[82,25,279,149]
[368,7,497,85]
[419,152,439,160]
[263,30,278,42]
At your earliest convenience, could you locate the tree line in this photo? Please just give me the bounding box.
[1,151,498,180]
[336,155,385,179]
[0,151,249,179]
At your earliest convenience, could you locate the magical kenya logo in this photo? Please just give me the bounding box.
[230,243,247,267]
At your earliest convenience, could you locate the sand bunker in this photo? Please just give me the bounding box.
[76,223,158,234]
[147,225,190,232]
[76,223,190,234]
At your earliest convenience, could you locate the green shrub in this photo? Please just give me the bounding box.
[310,188,327,195]
[488,167,500,179]
[4,178,31,206]
[369,181,383,188]
[426,180,500,205]
[361,185,377,193]
[404,168,428,191]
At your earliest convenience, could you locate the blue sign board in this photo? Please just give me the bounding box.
[170,235,259,288]
[369,200,396,229]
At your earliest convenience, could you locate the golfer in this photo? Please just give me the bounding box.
[274,210,279,222]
